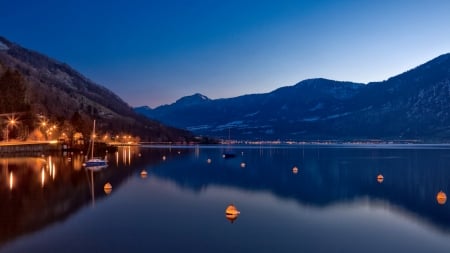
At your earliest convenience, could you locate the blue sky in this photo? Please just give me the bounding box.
[2,0,450,107]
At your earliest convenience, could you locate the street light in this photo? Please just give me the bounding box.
[6,118,17,142]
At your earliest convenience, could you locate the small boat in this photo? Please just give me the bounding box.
[83,120,108,170]
[222,129,236,158]
[222,152,236,159]
[84,158,107,168]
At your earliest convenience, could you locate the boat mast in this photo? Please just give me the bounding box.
[91,120,96,159]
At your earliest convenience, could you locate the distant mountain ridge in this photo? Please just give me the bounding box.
[0,36,192,142]
[136,53,450,142]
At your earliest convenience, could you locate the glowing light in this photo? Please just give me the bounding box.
[41,167,45,187]
[437,191,447,205]
[240,162,246,168]
[292,166,299,174]
[52,164,56,180]
[162,155,166,161]
[140,170,148,179]
[377,174,384,184]
[104,182,112,195]
[207,158,212,164]
[128,147,131,165]
[225,204,240,223]
[5,115,19,142]
[225,204,240,215]
[9,171,13,190]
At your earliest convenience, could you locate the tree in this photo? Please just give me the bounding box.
[0,69,29,113]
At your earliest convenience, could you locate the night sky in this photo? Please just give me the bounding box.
[2,0,450,107]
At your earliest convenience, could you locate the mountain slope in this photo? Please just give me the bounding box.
[136,53,450,141]
[0,36,192,142]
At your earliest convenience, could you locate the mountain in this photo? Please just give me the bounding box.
[0,36,193,142]
[135,53,450,142]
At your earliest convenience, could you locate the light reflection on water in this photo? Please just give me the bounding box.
[1,145,450,253]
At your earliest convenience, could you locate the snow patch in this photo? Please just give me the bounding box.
[309,103,323,111]
[187,125,211,131]
[244,111,259,117]
[215,121,248,131]
[302,117,320,122]
[0,41,9,50]
[264,129,274,134]
[324,112,352,120]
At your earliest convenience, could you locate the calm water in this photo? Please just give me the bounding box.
[1,145,450,253]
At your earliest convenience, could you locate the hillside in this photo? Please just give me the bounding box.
[0,36,193,143]
[136,53,450,142]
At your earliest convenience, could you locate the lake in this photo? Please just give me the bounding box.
[1,144,450,253]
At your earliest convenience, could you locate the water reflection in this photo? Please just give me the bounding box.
[2,145,450,253]
[0,145,157,247]
[9,171,13,190]
[147,145,450,232]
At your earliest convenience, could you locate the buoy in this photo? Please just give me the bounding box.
[140,170,148,179]
[104,182,112,194]
[240,162,246,168]
[226,213,239,223]
[225,204,240,215]
[225,204,240,223]
[437,191,447,205]
[292,166,299,174]
[377,174,384,183]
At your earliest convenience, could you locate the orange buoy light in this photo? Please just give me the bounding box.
[437,191,447,205]
[104,182,112,194]
[225,204,240,223]
[377,174,384,183]
[225,204,240,215]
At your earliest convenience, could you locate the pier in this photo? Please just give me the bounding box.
[0,141,61,156]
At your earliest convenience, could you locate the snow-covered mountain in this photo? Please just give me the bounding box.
[136,53,450,142]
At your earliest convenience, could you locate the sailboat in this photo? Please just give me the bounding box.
[83,120,108,170]
[222,128,236,159]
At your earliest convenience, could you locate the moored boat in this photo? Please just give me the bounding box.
[83,120,108,170]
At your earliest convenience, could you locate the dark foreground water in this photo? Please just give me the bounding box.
[1,144,450,253]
